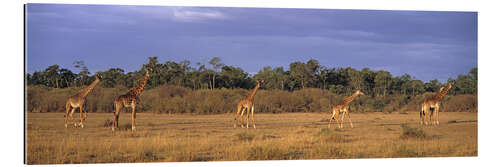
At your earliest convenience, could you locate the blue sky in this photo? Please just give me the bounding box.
[26,4,477,82]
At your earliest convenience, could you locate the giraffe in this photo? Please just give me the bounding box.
[64,75,101,128]
[234,80,264,129]
[420,83,453,125]
[328,90,365,128]
[112,69,150,132]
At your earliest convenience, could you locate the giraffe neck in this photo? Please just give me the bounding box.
[78,78,99,98]
[246,83,260,100]
[435,84,452,101]
[129,74,149,96]
[342,92,359,105]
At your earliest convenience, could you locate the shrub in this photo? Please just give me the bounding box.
[235,132,255,142]
[247,145,285,160]
[316,128,347,143]
[26,86,477,114]
[400,123,426,139]
[393,144,418,157]
[442,94,477,112]
[103,118,113,127]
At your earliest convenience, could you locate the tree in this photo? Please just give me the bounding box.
[318,66,330,90]
[361,68,376,96]
[187,62,206,89]
[469,67,478,93]
[347,67,363,92]
[305,59,320,88]
[144,57,162,87]
[289,59,319,89]
[219,65,251,89]
[273,67,289,90]
[29,71,45,85]
[407,80,424,96]
[59,68,76,88]
[209,57,223,90]
[424,79,441,92]
[44,65,61,88]
[179,60,191,87]
[455,74,475,94]
[99,68,125,88]
[393,74,411,95]
[374,70,392,96]
[289,62,305,89]
[73,61,90,86]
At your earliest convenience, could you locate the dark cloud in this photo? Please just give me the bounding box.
[26,4,477,82]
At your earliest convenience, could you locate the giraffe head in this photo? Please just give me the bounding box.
[145,68,151,77]
[447,82,453,89]
[257,80,264,86]
[355,90,365,96]
[439,82,453,93]
[95,73,102,81]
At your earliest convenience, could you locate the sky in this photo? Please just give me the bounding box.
[26,4,477,82]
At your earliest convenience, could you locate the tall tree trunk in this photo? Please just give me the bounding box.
[281,80,284,90]
[208,74,212,90]
[212,72,216,90]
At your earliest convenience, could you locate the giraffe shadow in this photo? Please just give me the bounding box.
[447,120,477,124]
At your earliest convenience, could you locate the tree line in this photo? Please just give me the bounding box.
[26,57,477,96]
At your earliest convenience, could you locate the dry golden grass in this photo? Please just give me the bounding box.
[26,112,477,164]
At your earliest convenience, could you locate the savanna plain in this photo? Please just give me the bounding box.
[26,111,477,164]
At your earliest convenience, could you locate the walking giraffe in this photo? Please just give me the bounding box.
[234,80,263,128]
[112,69,150,132]
[420,83,453,125]
[328,90,365,128]
[64,75,101,128]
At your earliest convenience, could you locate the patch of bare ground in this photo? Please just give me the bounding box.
[26,112,477,164]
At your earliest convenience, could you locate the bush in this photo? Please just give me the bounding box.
[393,144,418,157]
[235,132,255,142]
[26,86,477,114]
[442,94,477,112]
[400,123,426,139]
[103,118,113,127]
[247,145,285,160]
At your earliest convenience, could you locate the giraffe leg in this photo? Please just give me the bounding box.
[131,103,137,132]
[83,105,88,121]
[234,105,242,128]
[340,111,346,128]
[429,107,435,125]
[240,108,246,128]
[435,105,440,125]
[420,105,425,125]
[421,106,429,125]
[112,101,121,132]
[245,107,250,128]
[328,110,335,128]
[347,111,354,128]
[79,106,84,128]
[70,108,77,127]
[334,112,341,128]
[423,107,429,125]
[65,101,71,128]
[251,105,256,129]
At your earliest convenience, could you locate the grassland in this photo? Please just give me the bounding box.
[26,112,477,164]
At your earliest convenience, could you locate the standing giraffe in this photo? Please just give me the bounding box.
[234,80,263,128]
[420,83,453,125]
[328,90,365,128]
[65,75,101,128]
[112,69,150,132]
